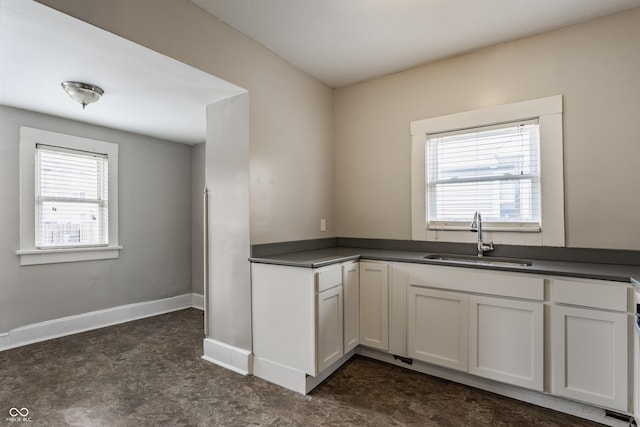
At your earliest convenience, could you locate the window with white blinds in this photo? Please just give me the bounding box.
[36,144,109,248]
[426,119,541,231]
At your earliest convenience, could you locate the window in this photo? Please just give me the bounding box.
[36,145,109,248]
[17,127,121,265]
[426,119,540,231]
[411,95,564,247]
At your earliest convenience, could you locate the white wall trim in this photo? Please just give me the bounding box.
[0,293,201,352]
[253,350,355,395]
[16,245,123,266]
[202,338,253,376]
[253,356,307,393]
[18,127,121,264]
[191,293,204,311]
[410,95,565,247]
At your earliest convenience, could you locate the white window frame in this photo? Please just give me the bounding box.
[17,127,122,265]
[411,95,565,247]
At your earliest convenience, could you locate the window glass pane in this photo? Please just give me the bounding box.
[36,146,109,247]
[426,121,540,226]
[38,200,108,247]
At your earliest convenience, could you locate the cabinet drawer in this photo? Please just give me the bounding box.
[551,279,627,311]
[315,265,342,292]
[406,264,544,300]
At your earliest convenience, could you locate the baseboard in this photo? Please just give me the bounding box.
[202,338,252,375]
[253,350,355,395]
[191,293,204,310]
[0,293,199,352]
[357,347,630,427]
[253,356,307,393]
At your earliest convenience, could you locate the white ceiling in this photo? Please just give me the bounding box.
[0,0,244,144]
[192,0,640,87]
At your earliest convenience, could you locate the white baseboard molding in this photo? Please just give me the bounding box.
[0,293,201,352]
[191,293,204,311]
[253,350,355,395]
[253,356,307,394]
[357,347,630,427]
[202,338,252,376]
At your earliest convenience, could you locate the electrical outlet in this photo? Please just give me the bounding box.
[320,219,326,232]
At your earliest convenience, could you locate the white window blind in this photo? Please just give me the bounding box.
[36,144,109,248]
[426,119,541,231]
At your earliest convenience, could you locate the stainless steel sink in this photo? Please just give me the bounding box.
[423,253,532,267]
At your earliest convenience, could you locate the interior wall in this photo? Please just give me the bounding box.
[191,142,205,296]
[0,106,192,333]
[37,0,336,245]
[334,8,640,250]
[205,93,251,350]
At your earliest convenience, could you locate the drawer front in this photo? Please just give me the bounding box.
[405,264,544,300]
[316,265,343,292]
[551,279,627,311]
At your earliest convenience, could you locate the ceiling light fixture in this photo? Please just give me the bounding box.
[61,81,104,109]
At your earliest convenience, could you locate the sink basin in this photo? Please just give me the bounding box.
[423,253,532,267]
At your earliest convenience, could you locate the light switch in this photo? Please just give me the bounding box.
[320,219,326,232]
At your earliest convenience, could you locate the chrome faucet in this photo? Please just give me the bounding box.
[470,211,494,257]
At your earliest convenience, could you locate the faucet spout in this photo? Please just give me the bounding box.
[470,211,494,257]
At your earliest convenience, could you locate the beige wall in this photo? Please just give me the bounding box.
[335,9,640,250]
[38,0,335,245]
[35,2,640,251]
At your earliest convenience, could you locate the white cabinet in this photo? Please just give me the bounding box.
[359,261,389,351]
[405,263,545,391]
[342,262,359,353]
[408,287,468,371]
[252,263,317,377]
[317,284,344,372]
[252,262,351,393]
[468,295,543,391]
[550,278,629,411]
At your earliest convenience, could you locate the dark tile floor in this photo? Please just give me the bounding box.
[1,309,601,426]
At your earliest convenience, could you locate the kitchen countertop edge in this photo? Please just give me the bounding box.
[249,247,640,283]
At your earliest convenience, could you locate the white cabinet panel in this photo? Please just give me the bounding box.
[469,295,543,391]
[551,305,628,411]
[316,266,342,292]
[405,263,544,300]
[252,263,316,375]
[343,262,359,353]
[389,262,408,357]
[408,287,468,371]
[359,261,389,351]
[317,285,344,373]
[551,279,627,311]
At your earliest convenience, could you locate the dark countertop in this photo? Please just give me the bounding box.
[249,247,640,283]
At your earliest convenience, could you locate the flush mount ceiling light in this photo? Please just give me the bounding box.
[61,81,104,109]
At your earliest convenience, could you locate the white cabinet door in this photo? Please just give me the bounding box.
[468,295,543,391]
[407,286,468,371]
[317,285,344,373]
[551,305,628,411]
[342,262,359,353]
[359,261,389,351]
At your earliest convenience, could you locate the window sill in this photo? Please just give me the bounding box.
[16,245,123,266]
